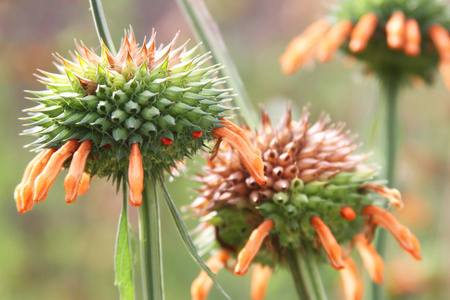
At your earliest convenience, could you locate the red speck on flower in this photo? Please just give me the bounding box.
[104,144,111,148]
[192,131,203,139]
[340,206,356,220]
[161,137,173,146]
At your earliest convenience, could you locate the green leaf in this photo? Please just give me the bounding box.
[114,183,135,300]
[159,176,230,300]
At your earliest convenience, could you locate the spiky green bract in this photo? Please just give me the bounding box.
[332,0,450,85]
[21,30,233,181]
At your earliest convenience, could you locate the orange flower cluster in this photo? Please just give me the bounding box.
[281,11,450,89]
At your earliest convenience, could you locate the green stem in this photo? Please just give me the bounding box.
[370,79,400,300]
[298,246,328,300]
[139,178,164,300]
[286,248,309,300]
[175,0,257,126]
[89,0,116,55]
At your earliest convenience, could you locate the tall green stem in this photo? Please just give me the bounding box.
[299,246,328,300]
[175,0,257,126]
[370,79,400,300]
[139,178,164,300]
[286,248,309,300]
[89,0,116,55]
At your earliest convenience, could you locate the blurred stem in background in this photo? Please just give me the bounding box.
[89,0,116,55]
[371,78,400,300]
[175,0,258,126]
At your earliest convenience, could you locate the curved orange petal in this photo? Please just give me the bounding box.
[404,19,421,56]
[235,219,274,276]
[354,234,384,284]
[191,250,230,300]
[349,13,378,52]
[310,216,345,270]
[361,183,403,209]
[64,140,92,203]
[251,264,272,300]
[386,11,406,50]
[77,172,91,196]
[317,20,353,62]
[128,143,144,206]
[429,24,450,61]
[340,256,363,300]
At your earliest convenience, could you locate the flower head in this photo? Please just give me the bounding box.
[281,0,450,88]
[189,107,420,299]
[15,29,264,213]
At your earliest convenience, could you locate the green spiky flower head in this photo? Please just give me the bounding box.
[23,29,232,180]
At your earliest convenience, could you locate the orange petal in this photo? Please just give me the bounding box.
[191,250,230,300]
[362,205,421,260]
[349,13,378,52]
[361,183,403,209]
[15,150,50,213]
[354,234,384,284]
[77,172,91,196]
[218,119,259,156]
[64,140,92,203]
[213,122,265,186]
[340,206,356,221]
[429,24,450,61]
[317,20,353,62]
[33,140,79,202]
[340,256,363,300]
[404,19,421,56]
[235,219,274,276]
[280,20,330,74]
[310,216,345,270]
[128,143,144,206]
[251,264,272,300]
[439,60,450,90]
[386,11,406,50]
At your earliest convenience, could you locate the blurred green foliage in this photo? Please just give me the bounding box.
[0,0,449,299]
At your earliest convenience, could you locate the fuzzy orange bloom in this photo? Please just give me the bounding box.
[213,122,265,186]
[362,205,421,260]
[33,140,79,202]
[251,264,272,300]
[386,11,406,50]
[340,256,363,300]
[354,234,384,284]
[235,219,274,276]
[128,143,144,206]
[64,140,92,203]
[349,13,379,52]
[404,19,421,56]
[317,20,353,62]
[280,20,330,74]
[429,24,450,61]
[361,183,403,209]
[77,172,91,196]
[14,150,50,213]
[310,216,345,270]
[191,250,230,300]
[340,206,356,220]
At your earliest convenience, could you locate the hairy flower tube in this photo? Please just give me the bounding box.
[14,29,265,213]
[280,0,450,88]
[189,107,421,300]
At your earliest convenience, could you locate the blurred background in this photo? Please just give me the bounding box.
[0,0,448,299]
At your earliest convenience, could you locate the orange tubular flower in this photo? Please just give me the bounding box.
[429,24,450,61]
[386,11,406,50]
[340,256,363,300]
[340,206,356,220]
[404,19,421,56]
[361,183,404,209]
[213,120,265,186]
[362,205,421,260]
[251,264,272,300]
[349,13,378,52]
[310,216,345,270]
[33,140,79,202]
[280,20,330,74]
[64,140,93,203]
[191,250,230,300]
[128,143,144,207]
[235,219,274,276]
[15,148,55,213]
[317,20,354,62]
[77,172,91,196]
[354,234,384,284]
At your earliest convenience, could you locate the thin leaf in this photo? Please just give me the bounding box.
[158,175,230,299]
[114,182,135,300]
